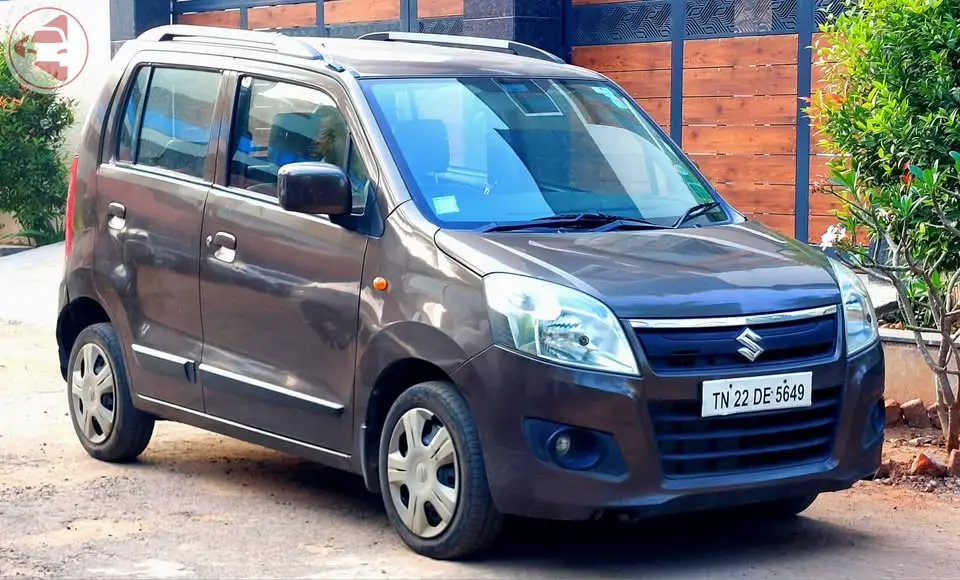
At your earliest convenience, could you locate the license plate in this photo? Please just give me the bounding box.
[701,372,813,417]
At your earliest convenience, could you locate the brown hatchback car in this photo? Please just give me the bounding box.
[57,25,885,559]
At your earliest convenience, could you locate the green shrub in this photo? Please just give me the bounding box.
[811,0,960,450]
[0,32,76,246]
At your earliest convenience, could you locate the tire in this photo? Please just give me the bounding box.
[744,493,819,519]
[66,323,155,462]
[378,381,503,560]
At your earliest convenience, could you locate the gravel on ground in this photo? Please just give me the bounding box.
[3,318,960,579]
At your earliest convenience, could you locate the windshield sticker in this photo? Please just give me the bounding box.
[432,195,460,215]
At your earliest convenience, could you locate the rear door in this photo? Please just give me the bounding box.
[94,55,230,411]
[197,65,379,454]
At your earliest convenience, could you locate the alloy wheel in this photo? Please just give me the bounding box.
[386,407,460,538]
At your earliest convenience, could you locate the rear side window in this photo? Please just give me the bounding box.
[119,67,221,179]
[228,76,370,212]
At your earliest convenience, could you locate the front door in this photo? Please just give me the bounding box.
[94,60,226,411]
[197,70,377,454]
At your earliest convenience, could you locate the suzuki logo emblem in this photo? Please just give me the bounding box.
[736,328,764,362]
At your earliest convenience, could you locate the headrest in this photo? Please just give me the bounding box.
[268,111,323,166]
[312,105,347,164]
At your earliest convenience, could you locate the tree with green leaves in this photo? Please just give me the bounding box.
[811,0,960,450]
[0,32,76,246]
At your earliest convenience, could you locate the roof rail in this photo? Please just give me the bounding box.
[357,31,565,64]
[138,25,324,60]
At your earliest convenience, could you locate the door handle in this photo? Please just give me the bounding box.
[106,202,126,230]
[207,231,237,263]
[209,231,236,250]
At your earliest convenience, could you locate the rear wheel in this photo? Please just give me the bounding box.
[378,381,502,560]
[67,323,154,462]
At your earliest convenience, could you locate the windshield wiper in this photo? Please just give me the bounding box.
[480,212,665,233]
[671,201,722,228]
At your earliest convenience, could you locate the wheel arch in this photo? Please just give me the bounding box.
[56,296,112,380]
[355,321,480,493]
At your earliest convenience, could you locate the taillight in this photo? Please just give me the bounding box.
[64,155,78,257]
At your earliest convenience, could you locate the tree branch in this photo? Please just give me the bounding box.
[905,325,942,334]
[929,190,960,239]
[928,250,951,275]
[883,268,945,373]
[946,269,960,311]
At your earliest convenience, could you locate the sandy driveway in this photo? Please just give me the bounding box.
[1,245,959,578]
[3,319,960,579]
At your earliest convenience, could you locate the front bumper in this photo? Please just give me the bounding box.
[452,341,885,521]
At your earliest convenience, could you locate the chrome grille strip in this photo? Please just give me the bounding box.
[628,305,838,330]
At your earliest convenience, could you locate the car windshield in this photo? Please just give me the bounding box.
[360,77,728,230]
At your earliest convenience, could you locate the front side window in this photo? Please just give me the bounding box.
[228,77,370,213]
[361,77,725,229]
[134,67,221,179]
[116,67,150,162]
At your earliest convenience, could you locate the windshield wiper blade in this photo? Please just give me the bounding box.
[480,212,664,233]
[671,201,721,228]
[532,212,659,226]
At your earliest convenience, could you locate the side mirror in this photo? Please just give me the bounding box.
[278,162,352,216]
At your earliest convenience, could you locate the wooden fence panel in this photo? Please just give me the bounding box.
[174,0,446,37]
[325,0,400,23]
[418,0,463,18]
[682,34,799,237]
[572,42,672,132]
[178,9,242,27]
[683,96,796,125]
[248,3,316,28]
[683,35,798,68]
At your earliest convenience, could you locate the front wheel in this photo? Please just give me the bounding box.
[378,381,502,560]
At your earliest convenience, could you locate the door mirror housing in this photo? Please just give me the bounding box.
[278,162,352,216]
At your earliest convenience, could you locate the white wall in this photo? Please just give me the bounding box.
[0,0,111,239]
[0,0,112,154]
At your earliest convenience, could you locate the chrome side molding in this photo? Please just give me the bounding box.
[136,394,350,459]
[131,343,193,365]
[198,364,345,413]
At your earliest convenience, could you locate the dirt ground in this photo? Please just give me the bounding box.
[3,319,960,579]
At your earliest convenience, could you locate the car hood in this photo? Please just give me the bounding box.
[434,221,841,318]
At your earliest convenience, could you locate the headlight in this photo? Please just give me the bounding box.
[829,258,879,356]
[482,273,639,375]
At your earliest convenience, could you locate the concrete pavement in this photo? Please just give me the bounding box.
[0,242,63,327]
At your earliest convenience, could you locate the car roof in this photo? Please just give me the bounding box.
[305,37,604,80]
[135,26,605,81]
